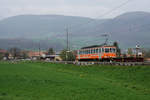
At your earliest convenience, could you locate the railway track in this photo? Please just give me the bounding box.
[46,61,150,66]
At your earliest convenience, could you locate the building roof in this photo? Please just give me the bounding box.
[0,49,7,53]
[28,51,46,57]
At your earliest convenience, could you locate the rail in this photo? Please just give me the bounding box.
[45,61,150,66]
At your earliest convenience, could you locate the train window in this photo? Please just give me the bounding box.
[102,48,104,53]
[99,48,101,53]
[94,49,96,54]
[80,51,82,54]
[80,51,81,54]
[92,49,94,54]
[105,48,109,53]
[88,50,90,54]
[86,50,88,54]
[96,49,98,53]
[110,48,112,53]
[91,49,94,54]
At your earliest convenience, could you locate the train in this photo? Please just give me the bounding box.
[76,44,144,62]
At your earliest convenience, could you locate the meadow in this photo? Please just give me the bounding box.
[0,61,150,100]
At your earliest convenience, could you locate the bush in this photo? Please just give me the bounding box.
[60,49,75,61]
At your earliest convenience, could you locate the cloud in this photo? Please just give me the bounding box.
[0,0,149,19]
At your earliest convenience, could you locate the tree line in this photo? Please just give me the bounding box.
[1,42,150,61]
[0,47,76,61]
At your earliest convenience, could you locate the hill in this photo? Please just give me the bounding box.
[93,11,150,48]
[0,15,100,38]
[0,11,150,50]
[0,62,150,100]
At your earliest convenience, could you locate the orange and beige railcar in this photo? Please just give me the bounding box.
[76,45,117,61]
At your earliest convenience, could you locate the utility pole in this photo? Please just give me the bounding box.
[66,27,69,51]
[39,42,41,59]
[66,27,69,61]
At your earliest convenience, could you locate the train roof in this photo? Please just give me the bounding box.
[81,44,116,49]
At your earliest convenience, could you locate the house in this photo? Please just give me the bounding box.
[0,49,7,54]
[28,51,46,60]
[145,58,150,62]
[0,49,7,60]
[41,54,62,61]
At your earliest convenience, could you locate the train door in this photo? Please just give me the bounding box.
[98,48,102,60]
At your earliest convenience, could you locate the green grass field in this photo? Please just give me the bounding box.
[0,61,150,100]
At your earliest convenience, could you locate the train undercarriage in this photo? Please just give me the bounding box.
[78,57,144,62]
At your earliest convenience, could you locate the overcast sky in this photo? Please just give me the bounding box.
[0,0,149,19]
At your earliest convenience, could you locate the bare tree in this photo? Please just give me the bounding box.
[9,47,21,59]
[127,48,133,57]
[47,48,55,55]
